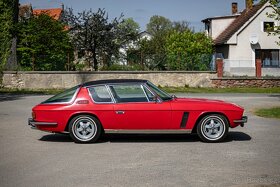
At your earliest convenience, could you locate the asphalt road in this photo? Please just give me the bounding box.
[0,93,280,187]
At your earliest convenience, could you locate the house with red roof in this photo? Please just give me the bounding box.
[19,3,64,21]
[202,0,279,76]
[33,7,63,21]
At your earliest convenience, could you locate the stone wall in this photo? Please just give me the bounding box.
[2,71,217,89]
[212,78,280,88]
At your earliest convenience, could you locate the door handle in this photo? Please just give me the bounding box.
[116,111,125,114]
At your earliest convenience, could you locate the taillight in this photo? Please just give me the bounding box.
[32,112,36,119]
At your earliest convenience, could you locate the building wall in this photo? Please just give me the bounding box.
[2,71,217,89]
[228,5,279,67]
[211,17,236,40]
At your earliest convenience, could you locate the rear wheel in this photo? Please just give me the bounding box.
[69,115,102,143]
[197,114,229,143]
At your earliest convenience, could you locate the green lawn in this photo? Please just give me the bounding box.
[254,107,280,119]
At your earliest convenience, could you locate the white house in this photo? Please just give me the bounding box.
[202,0,280,76]
[119,31,152,65]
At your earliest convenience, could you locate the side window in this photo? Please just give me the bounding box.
[109,84,148,103]
[88,86,112,103]
[143,86,155,101]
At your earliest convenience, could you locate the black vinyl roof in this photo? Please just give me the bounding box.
[82,79,148,87]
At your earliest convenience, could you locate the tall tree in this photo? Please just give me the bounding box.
[63,8,127,71]
[0,0,18,70]
[146,15,172,36]
[17,14,72,70]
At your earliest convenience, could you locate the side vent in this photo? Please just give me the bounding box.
[180,112,189,128]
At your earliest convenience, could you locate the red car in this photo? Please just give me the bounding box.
[28,79,247,143]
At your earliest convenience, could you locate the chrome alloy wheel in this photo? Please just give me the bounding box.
[201,116,225,141]
[72,117,97,141]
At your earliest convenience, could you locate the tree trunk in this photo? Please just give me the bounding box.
[92,41,98,71]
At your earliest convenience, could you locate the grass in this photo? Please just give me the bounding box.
[254,107,280,119]
[161,86,280,93]
[0,87,279,95]
[0,88,64,95]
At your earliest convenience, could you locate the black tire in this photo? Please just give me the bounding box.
[69,115,102,143]
[197,114,229,143]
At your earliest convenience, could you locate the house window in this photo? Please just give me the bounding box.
[263,22,274,32]
[255,49,280,68]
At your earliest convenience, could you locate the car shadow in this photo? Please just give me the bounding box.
[39,133,73,142]
[39,131,251,143]
[0,93,25,102]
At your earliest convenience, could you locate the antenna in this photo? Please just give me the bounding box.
[250,33,259,44]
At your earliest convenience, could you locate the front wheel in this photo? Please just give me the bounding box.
[69,115,102,143]
[197,114,229,143]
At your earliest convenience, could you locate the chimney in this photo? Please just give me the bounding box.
[232,2,238,14]
[246,0,253,10]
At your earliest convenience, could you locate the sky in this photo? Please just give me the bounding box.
[19,0,260,32]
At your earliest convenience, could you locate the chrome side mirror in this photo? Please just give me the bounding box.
[171,94,177,99]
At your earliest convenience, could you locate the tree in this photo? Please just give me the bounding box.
[63,8,135,71]
[146,15,172,36]
[117,18,140,37]
[265,0,280,45]
[0,0,18,70]
[17,14,72,70]
[165,31,213,70]
[172,21,192,32]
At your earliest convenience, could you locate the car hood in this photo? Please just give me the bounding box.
[170,97,244,111]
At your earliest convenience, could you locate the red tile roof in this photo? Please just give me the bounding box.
[33,8,63,20]
[214,3,264,45]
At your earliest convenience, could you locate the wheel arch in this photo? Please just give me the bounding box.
[191,112,229,133]
[64,112,103,132]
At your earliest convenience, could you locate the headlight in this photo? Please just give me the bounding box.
[32,112,36,119]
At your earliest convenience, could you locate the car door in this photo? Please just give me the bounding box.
[109,83,172,130]
[87,85,116,129]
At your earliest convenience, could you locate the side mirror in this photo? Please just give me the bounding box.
[171,94,177,99]
[152,95,162,103]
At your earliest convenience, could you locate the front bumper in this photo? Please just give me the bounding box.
[28,118,58,129]
[233,116,248,127]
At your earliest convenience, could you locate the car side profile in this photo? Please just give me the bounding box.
[28,79,247,143]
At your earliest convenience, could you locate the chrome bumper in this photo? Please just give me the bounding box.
[233,116,248,127]
[28,118,57,129]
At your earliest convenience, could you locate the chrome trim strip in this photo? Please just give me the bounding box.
[106,85,116,103]
[141,84,149,102]
[104,129,192,134]
[29,119,57,126]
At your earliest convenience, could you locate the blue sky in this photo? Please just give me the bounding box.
[19,0,260,32]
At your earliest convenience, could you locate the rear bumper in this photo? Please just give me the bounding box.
[28,118,57,129]
[233,116,248,127]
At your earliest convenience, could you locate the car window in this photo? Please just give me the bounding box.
[143,85,155,101]
[109,84,148,103]
[88,86,112,103]
[42,85,80,104]
[147,81,172,101]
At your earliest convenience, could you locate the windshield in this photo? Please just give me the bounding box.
[41,85,80,104]
[147,81,172,101]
